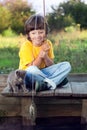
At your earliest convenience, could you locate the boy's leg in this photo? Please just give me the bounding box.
[41,61,71,86]
[25,66,56,90]
[25,62,71,90]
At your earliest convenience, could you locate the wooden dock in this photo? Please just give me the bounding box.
[0,73,87,125]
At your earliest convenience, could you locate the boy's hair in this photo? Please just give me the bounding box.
[24,15,49,39]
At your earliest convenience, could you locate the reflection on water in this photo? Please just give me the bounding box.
[0,117,87,130]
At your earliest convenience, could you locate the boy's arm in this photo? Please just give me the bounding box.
[44,54,54,66]
[26,41,54,67]
[27,50,54,67]
[31,54,43,67]
[41,42,54,66]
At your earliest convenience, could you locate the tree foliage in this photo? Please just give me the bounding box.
[0,0,35,34]
[60,0,87,29]
[0,0,87,33]
[0,4,11,33]
[47,0,87,32]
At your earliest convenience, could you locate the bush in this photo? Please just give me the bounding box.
[65,26,75,32]
[2,28,17,37]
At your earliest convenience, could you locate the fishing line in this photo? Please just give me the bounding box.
[43,0,46,31]
[29,0,46,124]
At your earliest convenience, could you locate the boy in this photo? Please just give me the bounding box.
[19,15,71,91]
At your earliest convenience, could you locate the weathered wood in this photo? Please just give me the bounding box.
[0,74,8,82]
[0,74,8,92]
[71,82,87,97]
[0,73,87,125]
[68,73,87,82]
[0,95,21,117]
[81,100,87,124]
[2,82,87,98]
[36,89,54,96]
[20,97,82,125]
[21,97,35,125]
[55,83,72,97]
[1,73,87,98]
[35,98,82,117]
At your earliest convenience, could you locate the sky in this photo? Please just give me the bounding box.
[28,0,67,15]
[28,0,87,15]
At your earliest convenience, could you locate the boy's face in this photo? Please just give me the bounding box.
[29,29,46,46]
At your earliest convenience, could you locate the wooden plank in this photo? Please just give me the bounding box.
[0,87,5,92]
[1,89,54,97]
[71,82,87,97]
[36,90,54,97]
[81,100,87,123]
[68,73,87,82]
[55,82,72,97]
[1,74,87,125]
[35,97,82,105]
[21,97,35,125]
[0,95,21,117]
[1,73,87,99]
[21,97,82,118]
[36,104,82,117]
[0,104,21,116]
[36,98,82,118]
[0,74,8,87]
[2,82,87,98]
[0,95,20,105]
[0,74,8,82]
[1,90,36,97]
[0,74,8,92]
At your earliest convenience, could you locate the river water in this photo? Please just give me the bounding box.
[0,117,86,130]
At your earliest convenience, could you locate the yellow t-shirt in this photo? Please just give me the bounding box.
[19,39,54,70]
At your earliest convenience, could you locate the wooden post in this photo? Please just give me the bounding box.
[81,99,87,124]
[21,97,36,126]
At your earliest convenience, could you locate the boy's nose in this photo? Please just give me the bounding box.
[36,32,40,35]
[35,32,40,37]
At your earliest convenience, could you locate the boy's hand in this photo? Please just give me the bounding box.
[39,50,47,59]
[38,42,50,59]
[41,42,50,52]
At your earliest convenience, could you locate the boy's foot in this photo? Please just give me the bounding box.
[57,78,68,88]
[35,81,50,92]
[44,78,56,90]
[35,78,68,92]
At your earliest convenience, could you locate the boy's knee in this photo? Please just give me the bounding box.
[65,61,71,72]
[26,65,39,74]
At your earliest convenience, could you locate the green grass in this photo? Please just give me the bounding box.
[53,39,87,73]
[49,30,87,73]
[0,30,87,74]
[0,47,19,73]
[0,35,21,73]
